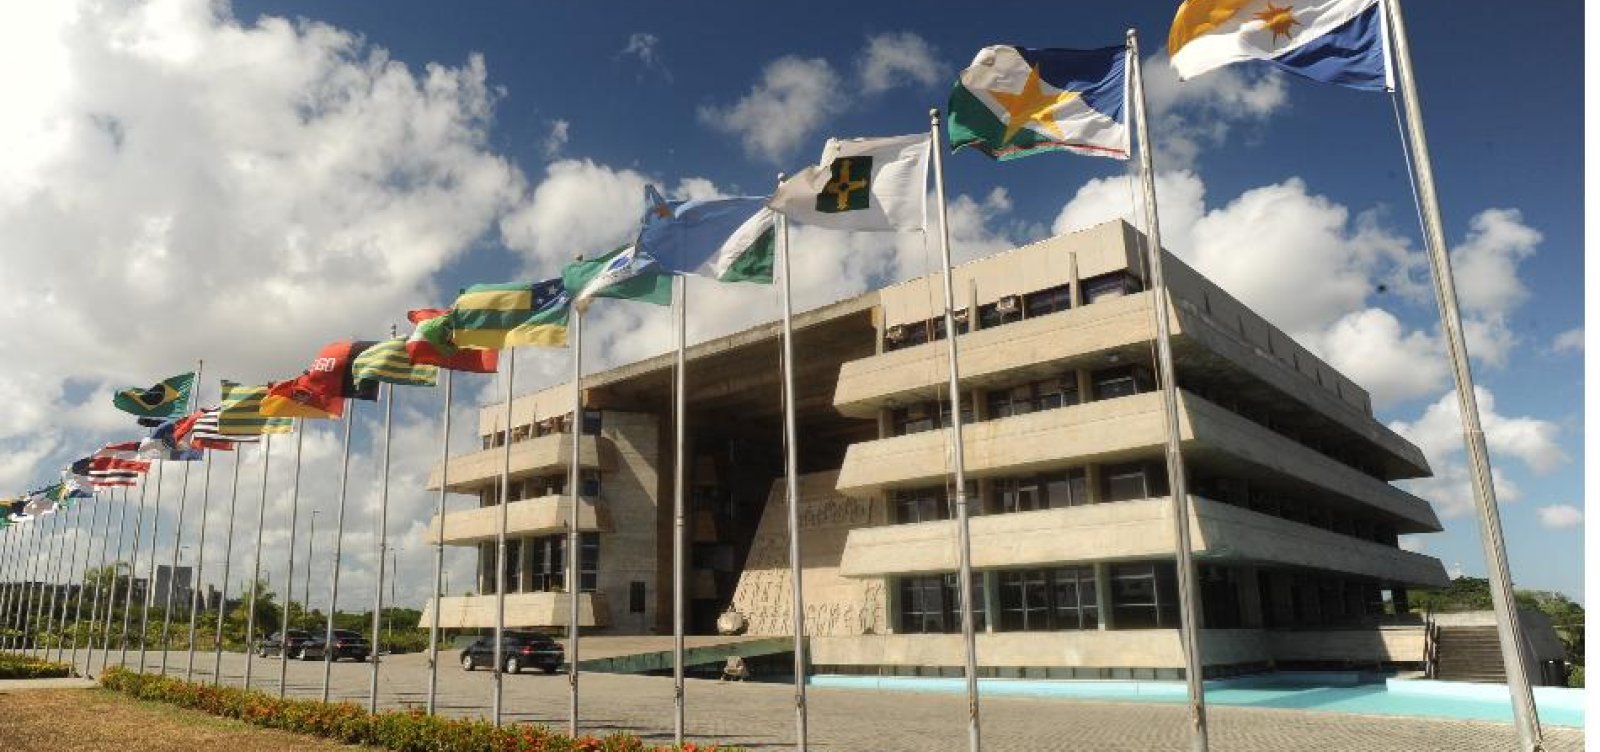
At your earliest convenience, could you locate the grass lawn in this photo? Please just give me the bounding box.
[0,688,361,751]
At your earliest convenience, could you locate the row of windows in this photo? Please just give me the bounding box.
[898,562,1179,634]
[1181,379,1388,480]
[1191,472,1399,546]
[477,470,602,507]
[480,532,600,594]
[883,272,1144,352]
[481,410,603,450]
[892,461,1170,524]
[889,365,1156,437]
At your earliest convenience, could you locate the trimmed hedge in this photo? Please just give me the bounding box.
[0,653,74,679]
[102,667,739,752]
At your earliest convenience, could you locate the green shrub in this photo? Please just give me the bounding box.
[101,667,740,751]
[0,653,74,679]
[1568,664,1584,688]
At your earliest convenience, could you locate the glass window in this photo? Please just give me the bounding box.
[1082,272,1143,304]
[1110,562,1177,629]
[1054,567,1099,630]
[1043,469,1090,508]
[1092,365,1155,401]
[579,532,600,592]
[977,299,1022,329]
[895,487,949,524]
[504,539,522,593]
[1035,375,1080,410]
[1023,284,1072,318]
[899,576,946,634]
[995,477,1043,514]
[998,569,1052,631]
[582,410,603,436]
[1102,463,1150,502]
[891,404,936,436]
[579,470,601,497]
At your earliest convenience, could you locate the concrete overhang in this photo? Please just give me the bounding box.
[419,592,609,630]
[424,494,608,546]
[836,497,1449,588]
[427,434,610,493]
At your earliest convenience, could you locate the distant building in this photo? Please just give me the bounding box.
[153,565,193,612]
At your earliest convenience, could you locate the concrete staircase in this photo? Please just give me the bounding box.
[1433,625,1506,683]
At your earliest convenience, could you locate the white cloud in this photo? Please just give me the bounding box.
[698,56,841,163]
[1550,327,1583,354]
[1536,504,1583,530]
[618,32,669,81]
[858,32,947,94]
[1389,387,1566,518]
[1137,53,1289,169]
[1450,208,1541,316]
[1317,309,1449,408]
[542,119,570,159]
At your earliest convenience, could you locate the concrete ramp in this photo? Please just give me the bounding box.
[576,635,797,674]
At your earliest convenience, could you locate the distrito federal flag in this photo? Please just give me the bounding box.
[1169,0,1391,91]
[769,134,929,232]
[948,45,1128,161]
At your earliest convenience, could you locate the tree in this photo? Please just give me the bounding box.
[222,579,280,646]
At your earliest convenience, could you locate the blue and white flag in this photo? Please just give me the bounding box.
[637,187,776,284]
[1169,0,1391,92]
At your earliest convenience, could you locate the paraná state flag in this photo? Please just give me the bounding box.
[636,187,776,284]
[405,309,498,373]
[768,134,929,232]
[260,341,382,419]
[351,337,439,387]
[949,45,1128,161]
[112,372,195,419]
[217,381,295,435]
[1169,0,1391,91]
[451,279,572,348]
[565,245,675,314]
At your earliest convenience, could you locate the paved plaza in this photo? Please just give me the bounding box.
[45,647,1582,751]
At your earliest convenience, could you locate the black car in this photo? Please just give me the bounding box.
[310,628,370,662]
[459,631,563,674]
[258,629,321,660]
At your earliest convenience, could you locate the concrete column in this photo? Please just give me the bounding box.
[981,570,997,634]
[1076,368,1095,404]
[519,537,535,593]
[1094,562,1113,630]
[883,577,899,635]
[1068,253,1083,308]
[1084,463,1104,505]
[1236,565,1264,629]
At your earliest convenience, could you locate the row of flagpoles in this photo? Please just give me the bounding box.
[0,3,1544,750]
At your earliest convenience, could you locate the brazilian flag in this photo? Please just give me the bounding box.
[113,371,195,419]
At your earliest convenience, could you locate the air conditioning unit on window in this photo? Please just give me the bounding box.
[885,325,907,342]
[952,308,969,323]
[997,295,1020,313]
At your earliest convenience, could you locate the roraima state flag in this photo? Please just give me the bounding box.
[768,134,929,232]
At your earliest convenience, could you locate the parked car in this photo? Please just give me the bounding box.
[258,629,321,660]
[306,628,370,662]
[459,631,563,674]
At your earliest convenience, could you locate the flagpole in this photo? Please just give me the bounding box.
[244,433,274,690]
[20,512,50,657]
[2,515,31,650]
[0,523,18,651]
[1383,2,1544,746]
[186,452,215,680]
[7,516,38,651]
[87,486,124,675]
[775,206,812,750]
[491,349,514,727]
[69,490,107,667]
[52,497,87,663]
[213,450,244,686]
[426,369,453,715]
[137,459,167,672]
[158,449,196,674]
[38,502,68,659]
[369,378,396,713]
[929,107,983,752]
[669,278,687,745]
[278,421,306,698]
[570,308,587,739]
[1126,32,1210,752]
[117,479,150,669]
[322,399,356,703]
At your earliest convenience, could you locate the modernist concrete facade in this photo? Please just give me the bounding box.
[421,220,1452,678]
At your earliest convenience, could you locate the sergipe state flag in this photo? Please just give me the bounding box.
[1169,0,1391,91]
[948,45,1129,161]
[636,186,776,284]
[405,309,499,373]
[112,372,195,419]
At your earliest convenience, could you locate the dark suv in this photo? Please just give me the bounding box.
[313,628,370,662]
[459,631,563,674]
[258,629,320,660]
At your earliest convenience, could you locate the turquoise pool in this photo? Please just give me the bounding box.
[809,673,1585,728]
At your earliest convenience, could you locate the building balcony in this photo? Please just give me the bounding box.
[424,494,609,546]
[427,433,611,493]
[418,591,610,630]
[836,496,1449,588]
[834,390,1440,533]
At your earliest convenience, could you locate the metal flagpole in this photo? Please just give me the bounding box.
[775,208,811,750]
[69,490,107,667]
[426,369,453,715]
[2,515,30,650]
[7,516,38,651]
[53,497,87,663]
[186,452,215,680]
[22,514,50,656]
[109,482,143,671]
[244,434,274,690]
[158,450,196,674]
[138,459,167,672]
[322,399,356,703]
[491,349,514,727]
[278,422,306,698]
[1384,2,1543,747]
[213,450,244,685]
[929,108,982,752]
[669,277,687,745]
[1127,31,1209,752]
[87,486,124,675]
[569,310,586,739]
[370,379,396,713]
[38,503,69,659]
[0,523,17,651]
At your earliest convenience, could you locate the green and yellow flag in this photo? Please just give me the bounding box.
[112,372,195,419]
[217,381,295,435]
[351,337,438,387]
[450,277,571,349]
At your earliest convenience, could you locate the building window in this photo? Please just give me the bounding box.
[527,532,601,593]
[1101,462,1167,502]
[897,573,986,634]
[884,321,931,351]
[1043,469,1090,508]
[1035,375,1080,410]
[510,424,532,443]
[999,569,1052,631]
[994,477,1044,514]
[1023,284,1072,318]
[931,312,969,341]
[1053,567,1099,630]
[891,403,939,436]
[1091,365,1155,401]
[1110,562,1178,629]
[503,539,522,593]
[977,299,1023,329]
[895,486,950,524]
[582,409,603,436]
[1082,271,1142,304]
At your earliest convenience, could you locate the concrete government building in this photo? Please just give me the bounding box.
[420,219,1455,680]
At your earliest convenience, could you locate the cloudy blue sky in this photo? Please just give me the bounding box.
[0,0,1582,610]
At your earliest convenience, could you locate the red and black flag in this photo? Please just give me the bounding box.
[260,341,381,419]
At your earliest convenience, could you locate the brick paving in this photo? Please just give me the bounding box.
[63,649,1583,751]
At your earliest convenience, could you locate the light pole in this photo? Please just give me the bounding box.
[303,511,318,625]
